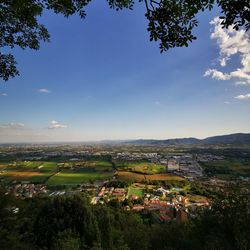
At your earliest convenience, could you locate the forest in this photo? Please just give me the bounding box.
[0,187,249,250]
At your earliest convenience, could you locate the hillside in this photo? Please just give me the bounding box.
[125,133,250,145]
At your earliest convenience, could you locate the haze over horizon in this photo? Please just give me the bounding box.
[0,2,250,143]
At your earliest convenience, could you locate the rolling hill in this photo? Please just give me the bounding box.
[124,133,250,145]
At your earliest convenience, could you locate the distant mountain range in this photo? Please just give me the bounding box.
[122,133,250,145]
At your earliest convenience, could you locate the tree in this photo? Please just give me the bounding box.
[188,189,250,250]
[0,0,249,81]
[52,230,81,250]
[33,195,101,249]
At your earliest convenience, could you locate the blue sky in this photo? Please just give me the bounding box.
[0,1,249,142]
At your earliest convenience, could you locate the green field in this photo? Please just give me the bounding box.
[36,162,59,176]
[47,168,113,185]
[0,159,183,185]
[127,187,144,198]
[187,194,208,203]
[86,161,113,171]
[200,160,250,179]
[0,161,58,183]
[114,161,150,169]
[64,160,113,172]
[0,160,115,185]
[117,171,184,182]
[0,170,53,183]
[128,162,166,174]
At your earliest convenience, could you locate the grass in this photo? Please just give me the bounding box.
[86,161,113,172]
[128,163,166,174]
[0,160,115,185]
[46,169,112,185]
[0,163,8,170]
[146,174,183,181]
[0,170,52,183]
[187,194,208,203]
[114,161,166,174]
[0,161,58,183]
[65,160,113,172]
[117,171,146,182]
[92,161,112,167]
[38,162,58,173]
[14,161,43,169]
[128,187,144,198]
[117,171,184,182]
[200,160,250,179]
[114,160,150,170]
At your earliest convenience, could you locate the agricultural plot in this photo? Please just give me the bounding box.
[0,170,50,183]
[117,171,146,182]
[0,161,58,184]
[117,171,184,182]
[46,167,113,185]
[187,194,208,203]
[127,187,144,198]
[145,174,184,181]
[0,160,114,185]
[66,160,113,172]
[128,162,166,174]
[38,162,58,173]
[0,163,8,170]
[114,160,150,170]
[200,160,250,179]
[85,161,113,171]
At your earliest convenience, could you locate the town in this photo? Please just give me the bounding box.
[1,143,249,225]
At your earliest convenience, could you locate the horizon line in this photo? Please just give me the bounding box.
[0,132,249,145]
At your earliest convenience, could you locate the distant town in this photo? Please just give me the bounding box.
[1,141,249,225]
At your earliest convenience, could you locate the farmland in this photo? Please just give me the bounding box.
[128,162,166,174]
[115,161,182,183]
[0,161,58,183]
[117,171,184,182]
[47,168,113,185]
[200,160,250,179]
[127,186,144,198]
[0,160,114,185]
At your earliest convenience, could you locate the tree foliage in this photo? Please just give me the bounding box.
[0,0,249,81]
[0,187,250,249]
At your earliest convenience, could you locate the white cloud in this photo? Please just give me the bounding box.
[0,122,25,129]
[0,93,8,96]
[204,69,231,80]
[39,88,51,93]
[224,101,230,104]
[220,58,227,67]
[235,81,249,85]
[234,94,250,100]
[48,120,67,129]
[204,17,250,85]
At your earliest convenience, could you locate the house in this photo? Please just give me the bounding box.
[130,195,138,201]
[168,159,179,171]
[98,187,105,197]
[176,209,189,222]
[112,188,126,201]
[132,205,144,212]
[156,187,170,196]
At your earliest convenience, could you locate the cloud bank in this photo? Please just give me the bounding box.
[39,88,51,93]
[234,94,250,100]
[204,17,250,85]
[48,120,67,129]
[0,122,25,129]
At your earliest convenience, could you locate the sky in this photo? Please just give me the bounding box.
[0,1,250,143]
